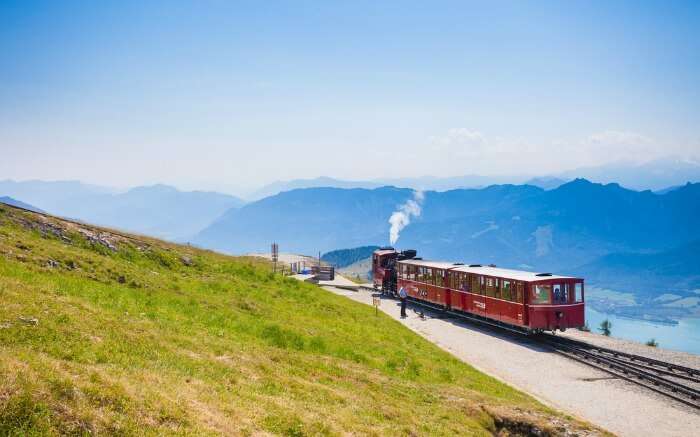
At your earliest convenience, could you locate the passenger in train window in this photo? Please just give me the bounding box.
[502,280,512,301]
[434,269,440,286]
[516,282,524,303]
[553,284,565,303]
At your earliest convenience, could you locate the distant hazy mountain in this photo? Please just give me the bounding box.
[524,177,569,190]
[0,196,43,213]
[0,180,244,241]
[248,177,383,200]
[248,157,699,200]
[68,185,245,241]
[558,157,700,191]
[195,180,700,280]
[0,179,115,213]
[195,186,413,254]
[576,240,700,298]
[321,246,380,268]
[377,175,523,191]
[247,175,527,200]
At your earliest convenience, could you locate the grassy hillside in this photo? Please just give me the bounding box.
[0,204,599,436]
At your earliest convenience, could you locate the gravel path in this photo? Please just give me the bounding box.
[324,286,700,437]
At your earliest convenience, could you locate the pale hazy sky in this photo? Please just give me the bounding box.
[1,1,699,195]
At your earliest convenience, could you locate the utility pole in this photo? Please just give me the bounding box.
[271,242,279,274]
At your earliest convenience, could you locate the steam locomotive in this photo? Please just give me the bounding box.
[372,247,585,333]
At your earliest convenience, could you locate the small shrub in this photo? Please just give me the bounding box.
[646,338,659,347]
[598,319,612,336]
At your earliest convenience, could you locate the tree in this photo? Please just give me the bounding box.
[646,338,659,347]
[598,319,612,336]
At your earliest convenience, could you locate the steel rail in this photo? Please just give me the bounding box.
[545,334,700,379]
[587,350,700,384]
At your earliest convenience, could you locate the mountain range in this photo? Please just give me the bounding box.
[0,180,244,241]
[197,180,700,263]
[246,157,700,199]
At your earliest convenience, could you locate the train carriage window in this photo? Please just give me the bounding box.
[552,284,565,304]
[575,282,584,303]
[532,284,551,304]
[461,273,469,291]
[563,283,570,303]
[516,282,524,303]
[501,280,512,301]
[485,277,495,297]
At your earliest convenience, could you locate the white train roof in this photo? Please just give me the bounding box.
[398,259,580,282]
[398,259,458,269]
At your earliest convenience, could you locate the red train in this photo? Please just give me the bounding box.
[372,247,584,333]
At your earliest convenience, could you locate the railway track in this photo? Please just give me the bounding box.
[363,287,700,410]
[539,334,700,410]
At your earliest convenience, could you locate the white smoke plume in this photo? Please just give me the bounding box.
[389,190,424,245]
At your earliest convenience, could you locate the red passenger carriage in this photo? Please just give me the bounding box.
[372,248,584,333]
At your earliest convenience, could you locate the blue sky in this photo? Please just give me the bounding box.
[1,0,699,193]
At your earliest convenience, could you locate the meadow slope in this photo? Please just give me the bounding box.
[0,204,602,436]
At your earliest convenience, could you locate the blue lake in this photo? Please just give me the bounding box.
[585,308,700,355]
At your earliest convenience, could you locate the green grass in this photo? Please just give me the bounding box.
[0,205,600,435]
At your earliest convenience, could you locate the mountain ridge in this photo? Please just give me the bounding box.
[0,180,245,241]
